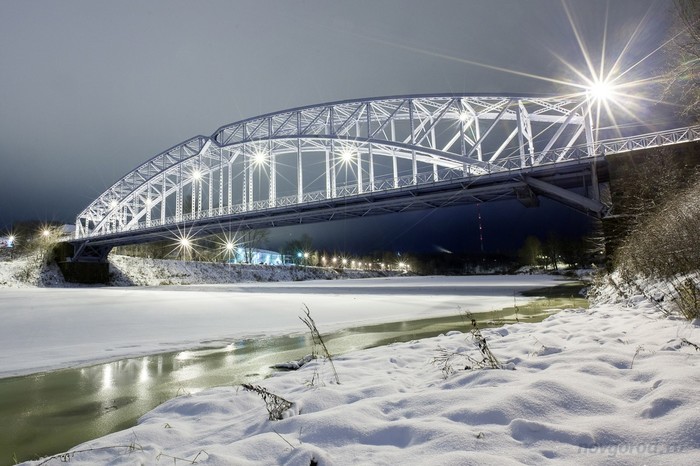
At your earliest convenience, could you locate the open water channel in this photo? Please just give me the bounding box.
[0,278,586,464]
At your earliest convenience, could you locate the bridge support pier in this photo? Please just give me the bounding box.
[55,242,111,284]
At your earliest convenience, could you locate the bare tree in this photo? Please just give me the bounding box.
[242,228,269,263]
[665,0,700,121]
[518,236,542,267]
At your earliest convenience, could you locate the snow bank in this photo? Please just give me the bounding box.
[23,292,700,465]
[109,255,396,286]
[0,254,396,289]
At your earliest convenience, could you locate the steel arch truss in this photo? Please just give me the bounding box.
[77,94,603,238]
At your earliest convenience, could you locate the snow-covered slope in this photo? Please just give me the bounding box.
[109,255,394,286]
[0,254,398,288]
[23,283,700,465]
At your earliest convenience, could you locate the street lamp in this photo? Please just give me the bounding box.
[8,235,15,260]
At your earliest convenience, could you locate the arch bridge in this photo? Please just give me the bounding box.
[69,93,700,263]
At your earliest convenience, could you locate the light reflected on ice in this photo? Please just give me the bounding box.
[139,357,149,383]
[101,364,113,391]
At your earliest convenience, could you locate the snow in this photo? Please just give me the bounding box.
[5,256,700,464]
[18,280,700,465]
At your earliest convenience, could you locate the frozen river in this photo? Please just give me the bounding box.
[0,275,566,379]
[1,274,577,463]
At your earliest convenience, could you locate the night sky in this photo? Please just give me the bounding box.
[0,0,675,254]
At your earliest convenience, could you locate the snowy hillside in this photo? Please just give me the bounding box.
[0,253,398,288]
[109,255,398,286]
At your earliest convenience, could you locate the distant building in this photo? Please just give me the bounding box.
[229,247,287,265]
[61,224,76,237]
[0,237,14,248]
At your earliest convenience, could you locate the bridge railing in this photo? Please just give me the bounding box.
[84,167,478,238]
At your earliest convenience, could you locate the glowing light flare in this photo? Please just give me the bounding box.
[337,143,359,165]
[192,170,202,181]
[340,148,354,163]
[211,232,240,261]
[170,228,197,260]
[253,149,268,166]
[586,79,617,102]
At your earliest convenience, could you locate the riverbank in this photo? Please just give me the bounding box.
[21,279,700,465]
[0,253,403,288]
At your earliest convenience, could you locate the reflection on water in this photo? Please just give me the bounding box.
[1,307,558,464]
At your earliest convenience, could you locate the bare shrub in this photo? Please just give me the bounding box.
[432,312,504,377]
[242,383,293,421]
[676,278,700,320]
[614,175,700,319]
[299,305,340,385]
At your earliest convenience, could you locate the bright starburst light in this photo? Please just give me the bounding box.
[253,149,268,166]
[340,147,355,163]
[356,1,673,140]
[168,225,197,260]
[211,231,241,261]
[587,79,615,102]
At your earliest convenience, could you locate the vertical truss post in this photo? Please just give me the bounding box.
[584,97,596,157]
[325,147,331,198]
[297,140,303,202]
[516,102,527,168]
[330,143,337,198]
[161,172,167,223]
[366,103,374,191]
[207,169,213,212]
[391,120,398,188]
[409,99,417,184]
[474,108,483,162]
[176,164,183,221]
[517,100,535,165]
[247,150,254,211]
[146,183,151,226]
[357,143,363,194]
[297,112,304,203]
[191,178,196,216]
[197,155,203,214]
[218,149,223,211]
[227,153,233,212]
[242,145,248,211]
[270,141,276,207]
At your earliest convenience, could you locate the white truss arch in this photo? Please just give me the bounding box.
[75,93,625,238]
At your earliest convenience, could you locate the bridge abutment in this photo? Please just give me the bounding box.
[54,242,111,284]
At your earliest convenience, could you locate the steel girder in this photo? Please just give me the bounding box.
[75,94,597,239]
[74,91,700,242]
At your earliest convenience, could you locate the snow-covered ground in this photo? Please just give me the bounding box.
[19,280,700,465]
[5,255,699,464]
